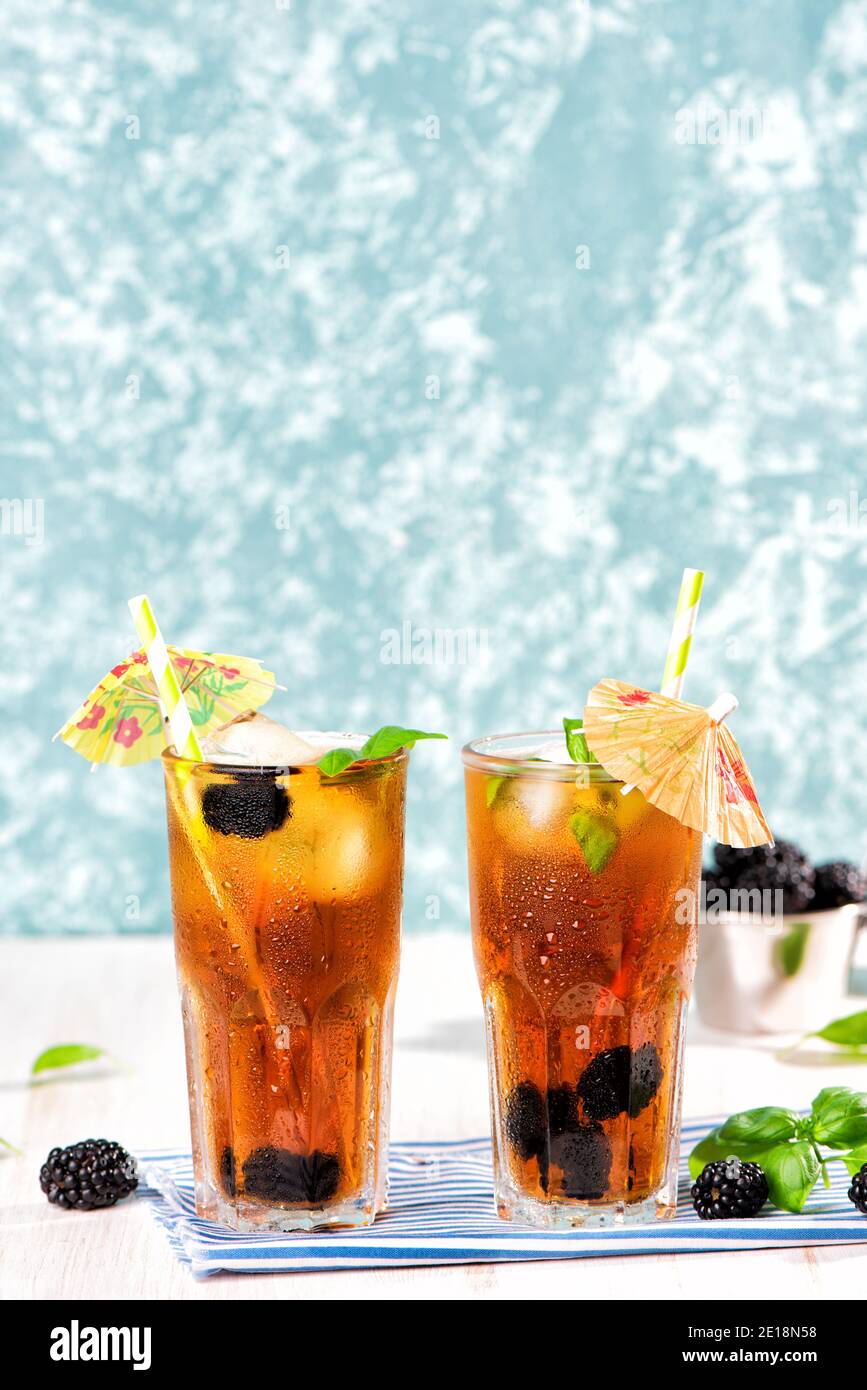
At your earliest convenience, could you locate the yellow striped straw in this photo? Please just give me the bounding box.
[660,568,704,699]
[127,594,204,761]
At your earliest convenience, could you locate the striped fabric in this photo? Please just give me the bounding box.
[139,1118,867,1277]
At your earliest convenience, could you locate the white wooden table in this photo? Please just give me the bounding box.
[2,934,865,1300]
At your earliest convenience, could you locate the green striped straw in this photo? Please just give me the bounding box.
[660,568,704,699]
[619,567,704,797]
[128,594,204,760]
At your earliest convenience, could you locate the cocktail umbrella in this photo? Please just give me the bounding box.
[56,631,281,766]
[581,679,772,849]
[56,596,300,1125]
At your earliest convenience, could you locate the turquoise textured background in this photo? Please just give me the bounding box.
[1,0,866,934]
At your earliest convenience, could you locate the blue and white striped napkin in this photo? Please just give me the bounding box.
[139,1118,867,1277]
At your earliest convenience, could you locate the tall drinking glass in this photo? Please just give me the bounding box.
[163,736,407,1231]
[463,732,701,1229]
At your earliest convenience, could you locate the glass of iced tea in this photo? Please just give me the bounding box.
[162,713,406,1232]
[463,730,702,1229]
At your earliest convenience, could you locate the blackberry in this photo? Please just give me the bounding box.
[242,1147,340,1205]
[812,861,867,911]
[576,1046,630,1120]
[629,1043,664,1117]
[691,1159,768,1220]
[504,1080,546,1160]
[39,1139,138,1211]
[713,839,815,914]
[202,775,290,839]
[546,1084,580,1137]
[548,1125,612,1199]
[576,1044,663,1122]
[220,1145,237,1197]
[848,1162,867,1215]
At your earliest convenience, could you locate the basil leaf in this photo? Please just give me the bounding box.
[810,1087,867,1147]
[359,726,447,759]
[32,1043,106,1076]
[688,1128,727,1180]
[486,776,505,808]
[687,1126,771,1180]
[812,1009,867,1048]
[317,747,358,777]
[563,717,596,764]
[761,1140,820,1213]
[569,809,619,874]
[776,922,810,978]
[837,1143,867,1178]
[719,1107,800,1146]
[317,726,446,776]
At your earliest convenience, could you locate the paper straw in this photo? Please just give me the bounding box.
[660,568,704,699]
[127,595,203,760]
[620,567,704,797]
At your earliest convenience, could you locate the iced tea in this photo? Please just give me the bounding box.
[464,732,701,1228]
[163,734,406,1231]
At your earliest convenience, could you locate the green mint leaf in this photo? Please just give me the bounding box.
[812,1009,867,1048]
[0,1137,22,1156]
[317,726,446,776]
[775,922,811,978]
[31,1043,106,1076]
[569,809,619,874]
[563,718,596,764]
[810,1087,867,1147]
[760,1140,820,1213]
[719,1107,800,1146]
[486,776,505,808]
[687,1127,771,1180]
[836,1143,867,1178]
[317,747,358,777]
[360,726,447,758]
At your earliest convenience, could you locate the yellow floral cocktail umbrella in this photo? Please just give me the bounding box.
[581,679,773,850]
[56,638,281,767]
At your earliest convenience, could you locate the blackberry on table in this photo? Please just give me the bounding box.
[812,861,867,911]
[691,1159,768,1220]
[242,1146,340,1204]
[848,1163,867,1215]
[202,775,291,839]
[504,1080,546,1160]
[39,1139,138,1211]
[548,1125,612,1200]
[713,839,815,914]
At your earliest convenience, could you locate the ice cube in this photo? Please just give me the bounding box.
[305,794,388,899]
[200,711,319,767]
[539,739,573,765]
[513,778,566,827]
